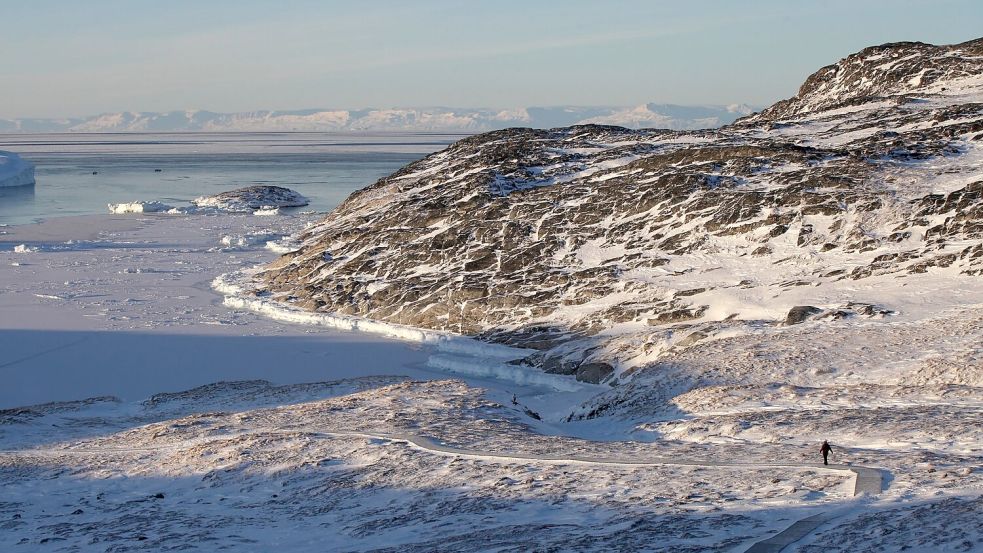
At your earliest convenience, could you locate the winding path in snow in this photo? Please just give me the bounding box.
[0,428,885,496]
[352,431,884,496]
[2,428,885,552]
[330,431,883,552]
[368,431,883,553]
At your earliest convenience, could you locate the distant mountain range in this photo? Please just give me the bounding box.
[0,104,755,133]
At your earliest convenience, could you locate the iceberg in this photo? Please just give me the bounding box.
[0,150,35,188]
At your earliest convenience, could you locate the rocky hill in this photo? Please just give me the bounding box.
[252,38,983,389]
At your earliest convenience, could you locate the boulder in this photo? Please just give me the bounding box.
[785,306,823,325]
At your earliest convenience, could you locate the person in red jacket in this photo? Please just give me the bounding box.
[820,440,833,465]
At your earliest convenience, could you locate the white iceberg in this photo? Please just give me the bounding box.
[108,201,174,214]
[0,151,35,188]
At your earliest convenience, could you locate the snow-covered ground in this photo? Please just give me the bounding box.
[0,151,34,188]
[2,210,980,551]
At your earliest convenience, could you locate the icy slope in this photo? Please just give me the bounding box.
[252,37,983,385]
[0,150,35,187]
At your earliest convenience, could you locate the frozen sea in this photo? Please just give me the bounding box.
[0,132,465,225]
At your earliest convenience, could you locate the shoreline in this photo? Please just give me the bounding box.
[0,211,593,413]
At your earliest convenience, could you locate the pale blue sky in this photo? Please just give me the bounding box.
[2,0,981,118]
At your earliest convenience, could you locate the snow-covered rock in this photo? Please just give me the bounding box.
[0,150,35,187]
[253,37,983,387]
[192,185,309,212]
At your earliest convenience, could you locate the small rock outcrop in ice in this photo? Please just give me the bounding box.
[0,151,35,188]
[108,186,308,215]
[193,186,309,212]
[108,201,174,214]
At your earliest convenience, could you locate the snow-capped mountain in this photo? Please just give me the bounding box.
[250,37,983,390]
[0,104,753,133]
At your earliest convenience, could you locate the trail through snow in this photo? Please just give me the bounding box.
[0,428,884,497]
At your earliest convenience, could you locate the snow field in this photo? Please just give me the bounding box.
[0,379,857,552]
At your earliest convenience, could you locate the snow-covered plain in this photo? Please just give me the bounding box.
[1,207,980,551]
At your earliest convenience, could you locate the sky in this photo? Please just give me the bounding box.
[1,0,982,119]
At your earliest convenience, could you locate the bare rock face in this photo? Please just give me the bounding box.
[256,37,983,382]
